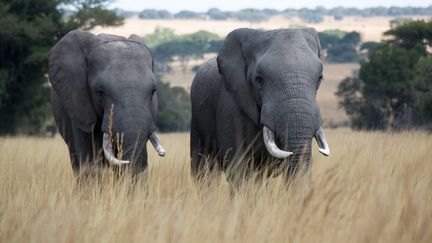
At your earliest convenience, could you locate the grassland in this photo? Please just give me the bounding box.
[1,131,431,242]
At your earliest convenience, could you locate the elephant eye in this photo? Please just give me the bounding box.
[317,74,323,89]
[96,89,105,97]
[152,87,157,94]
[255,75,264,88]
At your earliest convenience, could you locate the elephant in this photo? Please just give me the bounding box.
[49,30,166,176]
[190,28,330,184]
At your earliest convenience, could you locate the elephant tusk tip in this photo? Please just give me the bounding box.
[319,148,330,156]
[273,151,293,159]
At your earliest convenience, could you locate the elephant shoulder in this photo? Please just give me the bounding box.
[191,57,223,109]
[192,58,223,94]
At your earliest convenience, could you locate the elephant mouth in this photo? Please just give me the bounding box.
[262,126,330,159]
[102,131,166,165]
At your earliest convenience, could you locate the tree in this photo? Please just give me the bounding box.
[384,20,432,49]
[319,30,362,63]
[336,77,386,129]
[415,57,432,120]
[0,0,122,134]
[337,20,432,130]
[147,29,222,73]
[156,80,191,132]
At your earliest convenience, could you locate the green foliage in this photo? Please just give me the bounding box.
[146,29,222,63]
[327,43,361,63]
[337,20,432,130]
[319,30,362,63]
[360,46,421,94]
[336,77,387,129]
[415,57,432,119]
[142,27,176,48]
[0,0,122,135]
[156,80,191,132]
[385,20,432,49]
[360,42,380,52]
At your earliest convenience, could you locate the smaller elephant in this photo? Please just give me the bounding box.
[49,30,166,175]
[190,28,330,184]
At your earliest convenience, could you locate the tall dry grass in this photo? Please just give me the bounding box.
[0,130,431,243]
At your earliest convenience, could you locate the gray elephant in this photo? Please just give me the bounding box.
[190,28,330,183]
[49,30,166,175]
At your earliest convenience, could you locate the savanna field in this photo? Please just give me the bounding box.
[1,130,431,243]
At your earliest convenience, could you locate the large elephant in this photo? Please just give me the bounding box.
[190,28,330,183]
[49,30,166,175]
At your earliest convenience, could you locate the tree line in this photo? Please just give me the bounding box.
[122,6,432,23]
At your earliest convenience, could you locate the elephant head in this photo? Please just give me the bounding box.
[217,28,330,168]
[49,30,165,171]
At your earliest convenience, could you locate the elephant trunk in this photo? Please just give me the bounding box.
[102,131,166,166]
[102,106,165,169]
[261,87,326,168]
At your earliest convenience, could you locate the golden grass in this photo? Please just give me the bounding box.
[1,130,431,242]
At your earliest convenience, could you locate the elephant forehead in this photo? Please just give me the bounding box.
[257,49,322,78]
[88,43,153,76]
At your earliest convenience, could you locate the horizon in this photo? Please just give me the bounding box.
[111,0,432,12]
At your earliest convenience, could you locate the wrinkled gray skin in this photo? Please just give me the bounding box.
[191,28,324,183]
[49,30,158,175]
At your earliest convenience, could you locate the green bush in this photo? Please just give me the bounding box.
[156,81,191,132]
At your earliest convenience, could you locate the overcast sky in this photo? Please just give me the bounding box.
[111,0,432,12]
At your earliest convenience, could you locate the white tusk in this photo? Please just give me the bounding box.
[149,132,166,157]
[314,127,330,156]
[263,126,293,159]
[102,133,130,165]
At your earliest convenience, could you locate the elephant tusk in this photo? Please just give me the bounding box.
[314,127,330,156]
[102,133,130,165]
[149,132,166,157]
[263,126,293,159]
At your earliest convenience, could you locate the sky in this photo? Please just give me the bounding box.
[111,0,432,12]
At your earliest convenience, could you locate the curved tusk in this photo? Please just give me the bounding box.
[263,126,293,159]
[315,127,330,156]
[102,133,130,165]
[149,132,166,157]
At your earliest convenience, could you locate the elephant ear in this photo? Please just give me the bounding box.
[302,28,321,58]
[48,30,97,133]
[217,28,262,125]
